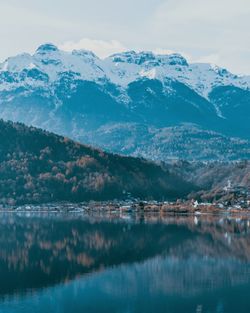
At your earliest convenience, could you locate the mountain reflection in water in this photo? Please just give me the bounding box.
[0,212,250,313]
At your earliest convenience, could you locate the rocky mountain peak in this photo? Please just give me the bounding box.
[35,43,59,54]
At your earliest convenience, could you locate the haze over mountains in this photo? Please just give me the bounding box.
[0,43,249,161]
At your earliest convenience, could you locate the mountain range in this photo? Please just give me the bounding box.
[0,43,249,161]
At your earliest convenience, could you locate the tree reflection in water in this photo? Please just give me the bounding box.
[0,212,250,313]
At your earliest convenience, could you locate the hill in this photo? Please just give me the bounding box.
[0,119,194,205]
[167,160,250,202]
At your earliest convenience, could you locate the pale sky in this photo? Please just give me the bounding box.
[0,0,250,74]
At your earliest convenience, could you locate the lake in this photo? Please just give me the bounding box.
[0,212,250,313]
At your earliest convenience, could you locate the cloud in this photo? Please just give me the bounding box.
[150,0,250,74]
[0,1,250,74]
[153,48,176,55]
[59,38,127,58]
[152,0,250,53]
[155,0,250,23]
[196,54,221,66]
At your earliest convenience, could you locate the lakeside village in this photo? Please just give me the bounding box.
[1,181,249,214]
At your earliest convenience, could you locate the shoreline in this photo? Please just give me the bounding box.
[0,200,249,216]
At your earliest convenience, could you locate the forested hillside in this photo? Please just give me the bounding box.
[0,120,194,205]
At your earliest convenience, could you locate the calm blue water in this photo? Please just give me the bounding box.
[0,213,249,313]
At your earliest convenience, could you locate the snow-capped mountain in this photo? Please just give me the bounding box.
[1,43,249,95]
[0,43,249,161]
